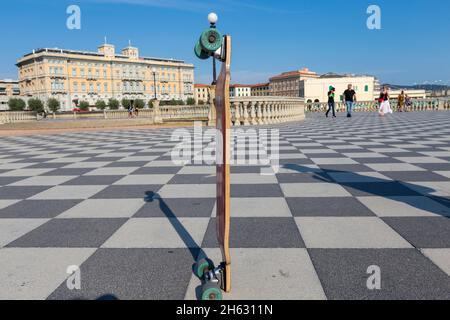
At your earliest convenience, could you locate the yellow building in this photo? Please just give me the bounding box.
[194,84,211,104]
[16,42,195,110]
[250,83,270,96]
[269,68,319,97]
[0,79,20,110]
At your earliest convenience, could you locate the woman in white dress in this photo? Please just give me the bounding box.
[379,86,393,116]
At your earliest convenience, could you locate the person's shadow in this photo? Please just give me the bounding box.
[144,191,214,300]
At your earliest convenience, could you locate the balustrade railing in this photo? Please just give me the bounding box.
[306,98,450,113]
[0,111,37,124]
[229,97,305,126]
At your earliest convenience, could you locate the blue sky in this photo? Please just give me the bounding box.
[1,0,449,85]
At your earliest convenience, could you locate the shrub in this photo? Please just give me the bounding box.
[28,98,45,113]
[95,100,107,110]
[121,98,132,109]
[8,98,26,111]
[134,99,145,109]
[186,97,196,105]
[108,98,120,110]
[79,101,90,111]
[47,98,60,113]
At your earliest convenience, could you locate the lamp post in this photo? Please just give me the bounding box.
[152,67,157,100]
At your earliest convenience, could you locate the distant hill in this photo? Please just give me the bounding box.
[383,84,449,91]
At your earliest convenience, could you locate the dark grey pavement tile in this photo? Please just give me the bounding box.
[276,172,332,183]
[131,167,182,175]
[42,168,93,176]
[381,171,450,182]
[7,218,127,248]
[134,198,215,218]
[0,200,81,218]
[0,186,51,199]
[202,217,305,248]
[309,249,450,300]
[0,177,27,186]
[287,197,376,217]
[343,182,421,197]
[62,176,123,186]
[91,185,163,199]
[231,184,284,198]
[168,174,216,185]
[47,248,197,300]
[382,217,450,248]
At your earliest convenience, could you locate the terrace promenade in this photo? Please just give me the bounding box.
[0,111,450,300]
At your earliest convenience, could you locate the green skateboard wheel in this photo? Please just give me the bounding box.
[195,258,214,278]
[201,282,223,301]
[194,41,210,60]
[200,28,222,53]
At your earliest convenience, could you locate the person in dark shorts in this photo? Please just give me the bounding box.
[343,84,357,118]
[326,86,336,118]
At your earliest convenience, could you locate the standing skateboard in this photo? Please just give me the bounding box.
[194,15,232,300]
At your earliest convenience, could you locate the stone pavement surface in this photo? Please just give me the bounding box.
[0,112,450,300]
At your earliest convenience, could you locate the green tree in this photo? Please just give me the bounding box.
[28,98,45,113]
[95,100,107,110]
[108,98,120,110]
[134,99,145,109]
[79,101,90,111]
[121,98,131,109]
[8,98,26,111]
[47,98,60,113]
[198,100,205,105]
[186,97,196,105]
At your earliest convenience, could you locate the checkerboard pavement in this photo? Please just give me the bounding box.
[1,111,450,300]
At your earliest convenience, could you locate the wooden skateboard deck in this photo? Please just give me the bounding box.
[215,35,232,293]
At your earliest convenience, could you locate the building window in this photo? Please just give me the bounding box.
[365,85,369,92]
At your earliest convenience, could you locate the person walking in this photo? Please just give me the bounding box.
[343,84,357,118]
[379,86,393,116]
[326,86,336,118]
[397,90,406,112]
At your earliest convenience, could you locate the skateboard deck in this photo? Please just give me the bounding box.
[215,35,232,293]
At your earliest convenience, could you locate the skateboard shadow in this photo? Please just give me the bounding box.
[144,191,212,300]
[281,164,450,218]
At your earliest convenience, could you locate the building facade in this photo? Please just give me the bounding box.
[194,84,212,104]
[250,83,270,96]
[301,74,377,102]
[229,84,252,98]
[16,43,195,110]
[269,68,319,97]
[0,79,20,110]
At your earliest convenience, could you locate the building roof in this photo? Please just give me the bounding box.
[230,84,252,88]
[270,68,318,81]
[194,84,210,88]
[17,47,192,67]
[0,79,19,84]
[250,83,270,88]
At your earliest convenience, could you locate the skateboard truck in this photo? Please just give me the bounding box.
[195,259,227,300]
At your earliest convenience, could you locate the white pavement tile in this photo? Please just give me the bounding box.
[393,157,447,164]
[366,163,427,172]
[178,166,216,175]
[30,185,107,200]
[63,162,111,169]
[421,249,450,276]
[357,196,450,217]
[0,200,19,210]
[312,158,359,165]
[113,174,174,185]
[144,161,183,167]
[0,163,34,170]
[295,217,412,249]
[185,248,326,300]
[102,218,209,248]
[230,174,278,184]
[434,171,450,179]
[402,181,450,197]
[0,219,49,248]
[0,169,54,177]
[57,199,146,218]
[328,172,392,183]
[84,167,139,176]
[46,157,90,163]
[9,176,77,186]
[0,248,96,299]
[342,153,387,158]
[158,184,216,198]
[281,183,352,197]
